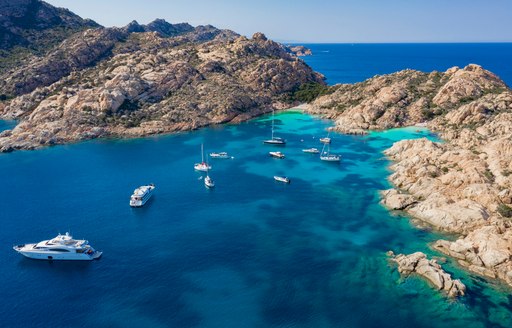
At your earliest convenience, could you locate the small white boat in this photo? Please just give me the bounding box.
[130,184,155,207]
[320,130,332,144]
[274,176,290,183]
[205,175,215,188]
[269,151,285,159]
[210,152,231,159]
[320,143,341,162]
[263,137,286,145]
[302,148,320,154]
[194,143,212,172]
[263,109,286,145]
[204,159,215,188]
[320,154,341,162]
[13,232,102,261]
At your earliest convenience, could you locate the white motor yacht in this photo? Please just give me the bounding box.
[269,151,285,159]
[13,232,102,261]
[209,152,231,159]
[302,148,320,154]
[274,176,290,183]
[130,184,155,207]
[205,175,215,188]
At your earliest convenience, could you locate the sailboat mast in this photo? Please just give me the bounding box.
[271,109,275,139]
[201,143,204,163]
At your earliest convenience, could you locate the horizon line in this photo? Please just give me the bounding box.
[279,40,512,45]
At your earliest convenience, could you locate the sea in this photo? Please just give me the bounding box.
[1,44,512,328]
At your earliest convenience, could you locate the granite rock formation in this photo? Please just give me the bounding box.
[390,251,466,297]
[309,64,512,288]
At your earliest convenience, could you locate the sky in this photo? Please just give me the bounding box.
[46,0,512,43]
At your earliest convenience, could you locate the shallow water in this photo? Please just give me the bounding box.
[1,111,510,327]
[0,119,16,132]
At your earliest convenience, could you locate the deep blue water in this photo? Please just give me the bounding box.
[1,111,511,327]
[299,43,512,86]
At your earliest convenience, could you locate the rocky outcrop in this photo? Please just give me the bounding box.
[0,29,324,151]
[309,63,512,288]
[380,189,417,210]
[287,45,312,57]
[390,251,466,297]
[307,65,508,135]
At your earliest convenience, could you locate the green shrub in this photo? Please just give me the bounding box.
[290,83,330,103]
[497,204,512,218]
[483,169,495,182]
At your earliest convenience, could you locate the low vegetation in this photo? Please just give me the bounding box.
[289,82,331,103]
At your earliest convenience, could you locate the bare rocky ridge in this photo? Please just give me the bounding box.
[0,0,99,71]
[389,251,466,297]
[0,27,323,151]
[308,64,512,288]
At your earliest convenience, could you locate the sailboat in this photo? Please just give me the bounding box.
[263,109,286,145]
[194,143,212,172]
[204,160,215,188]
[320,130,332,144]
[320,142,341,162]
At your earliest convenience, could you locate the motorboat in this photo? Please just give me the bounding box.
[194,143,212,172]
[209,152,231,159]
[269,151,285,159]
[13,232,102,261]
[205,175,215,188]
[302,148,320,154]
[130,184,155,207]
[263,109,286,145]
[274,176,290,183]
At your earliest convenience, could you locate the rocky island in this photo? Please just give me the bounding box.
[0,0,323,151]
[308,64,512,289]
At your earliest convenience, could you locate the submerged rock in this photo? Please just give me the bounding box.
[390,251,466,298]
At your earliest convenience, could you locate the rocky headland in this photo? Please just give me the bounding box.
[389,251,466,297]
[0,1,323,152]
[308,64,512,289]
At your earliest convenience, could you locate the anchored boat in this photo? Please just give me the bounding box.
[302,148,320,154]
[269,151,285,159]
[274,176,290,183]
[263,109,286,145]
[130,184,155,207]
[194,143,212,172]
[13,232,102,261]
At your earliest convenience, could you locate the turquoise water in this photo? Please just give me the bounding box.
[1,111,511,327]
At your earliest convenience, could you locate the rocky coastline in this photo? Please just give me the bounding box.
[389,251,466,298]
[0,0,325,152]
[0,25,323,152]
[308,64,512,290]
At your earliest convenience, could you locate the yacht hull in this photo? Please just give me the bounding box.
[14,247,102,261]
[263,140,286,145]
